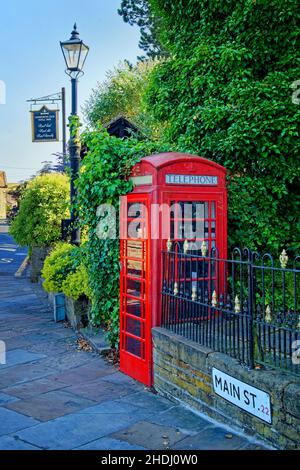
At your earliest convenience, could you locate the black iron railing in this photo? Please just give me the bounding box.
[161,242,300,375]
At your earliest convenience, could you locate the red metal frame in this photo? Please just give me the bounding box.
[119,152,227,387]
[120,194,152,386]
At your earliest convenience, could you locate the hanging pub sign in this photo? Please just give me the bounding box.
[31,105,59,142]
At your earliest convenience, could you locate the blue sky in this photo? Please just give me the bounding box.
[0,0,141,182]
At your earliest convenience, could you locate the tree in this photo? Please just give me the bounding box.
[83,60,159,138]
[146,0,300,253]
[118,0,165,60]
[10,173,69,248]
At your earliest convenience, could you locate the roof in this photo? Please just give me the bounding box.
[141,152,226,173]
[0,171,7,188]
[105,116,139,139]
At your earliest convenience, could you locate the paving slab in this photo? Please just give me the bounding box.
[15,412,147,450]
[0,435,40,450]
[0,362,57,389]
[5,390,97,421]
[52,361,114,385]
[63,377,139,402]
[0,348,46,369]
[77,398,152,416]
[38,351,95,372]
[101,372,139,386]
[111,421,189,450]
[172,426,251,450]
[0,392,19,405]
[0,407,39,436]
[3,377,69,399]
[76,437,146,451]
[146,405,213,434]
[120,391,175,413]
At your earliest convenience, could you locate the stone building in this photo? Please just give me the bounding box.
[0,171,7,219]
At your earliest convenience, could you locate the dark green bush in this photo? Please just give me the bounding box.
[146,0,300,253]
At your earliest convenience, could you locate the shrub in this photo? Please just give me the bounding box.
[42,243,74,293]
[42,242,91,301]
[10,173,69,248]
[62,264,90,301]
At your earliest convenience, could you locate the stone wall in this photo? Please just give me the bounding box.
[152,327,300,450]
[30,246,51,283]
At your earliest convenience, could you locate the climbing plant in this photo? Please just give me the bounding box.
[75,129,170,346]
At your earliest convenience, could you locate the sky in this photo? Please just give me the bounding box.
[0,0,141,182]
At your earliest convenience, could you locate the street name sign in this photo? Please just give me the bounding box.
[31,105,59,142]
[212,368,272,423]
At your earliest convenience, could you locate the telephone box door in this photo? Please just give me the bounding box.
[120,194,152,386]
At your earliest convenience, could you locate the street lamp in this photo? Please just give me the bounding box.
[60,23,89,245]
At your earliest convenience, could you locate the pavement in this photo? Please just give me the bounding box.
[0,226,266,450]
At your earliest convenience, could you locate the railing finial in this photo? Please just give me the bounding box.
[279,249,288,269]
[212,290,218,307]
[173,282,178,296]
[183,239,189,254]
[234,295,240,313]
[265,305,272,323]
[201,240,207,257]
[191,286,197,301]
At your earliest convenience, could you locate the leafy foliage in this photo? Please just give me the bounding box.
[83,60,159,138]
[42,242,91,301]
[146,0,300,253]
[118,0,166,60]
[75,129,170,346]
[10,173,69,248]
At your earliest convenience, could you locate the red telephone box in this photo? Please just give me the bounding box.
[120,152,227,386]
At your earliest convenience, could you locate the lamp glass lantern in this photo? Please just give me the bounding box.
[60,24,89,76]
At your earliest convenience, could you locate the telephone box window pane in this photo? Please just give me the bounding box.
[127,260,143,277]
[204,202,209,219]
[177,223,183,239]
[211,222,216,238]
[126,336,141,357]
[127,241,143,259]
[204,221,209,238]
[127,202,142,218]
[194,202,205,219]
[211,202,216,219]
[126,298,142,317]
[127,221,146,239]
[170,222,174,239]
[127,278,142,298]
[186,220,204,239]
[126,317,142,338]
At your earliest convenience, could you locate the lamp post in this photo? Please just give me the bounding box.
[60,23,89,245]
